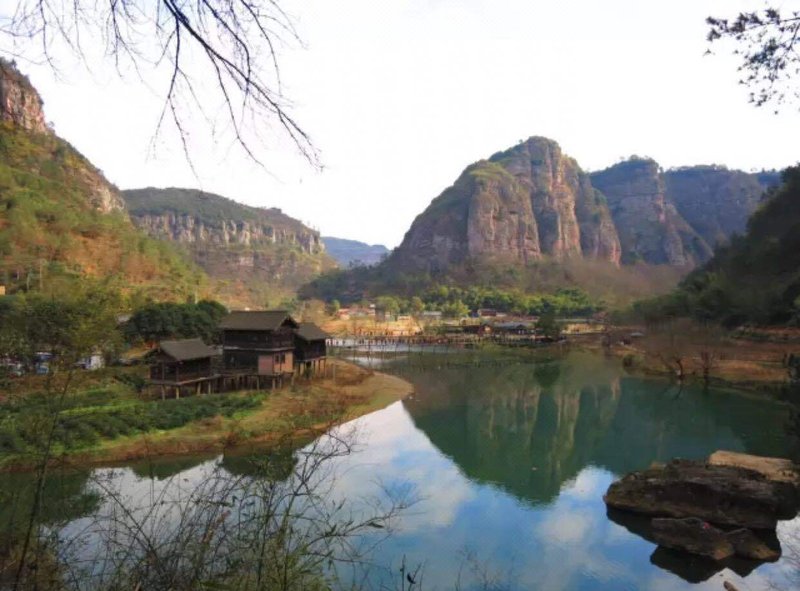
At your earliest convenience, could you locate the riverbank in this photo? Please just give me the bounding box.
[0,360,413,472]
[573,331,796,392]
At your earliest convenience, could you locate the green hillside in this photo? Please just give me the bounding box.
[636,166,800,326]
[0,122,204,301]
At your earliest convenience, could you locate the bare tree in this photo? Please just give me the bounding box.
[707,5,800,111]
[1,1,318,166]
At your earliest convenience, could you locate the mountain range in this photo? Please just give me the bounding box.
[386,137,778,274]
[0,60,786,309]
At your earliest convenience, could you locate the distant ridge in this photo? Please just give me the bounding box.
[321,237,389,267]
[122,187,336,307]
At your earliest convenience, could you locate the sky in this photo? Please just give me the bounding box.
[3,0,799,247]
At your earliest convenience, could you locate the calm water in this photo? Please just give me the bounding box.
[4,351,800,590]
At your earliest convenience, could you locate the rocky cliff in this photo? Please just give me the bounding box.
[0,59,48,134]
[590,159,778,266]
[388,138,776,275]
[390,137,622,272]
[123,188,336,304]
[664,166,780,249]
[590,158,712,266]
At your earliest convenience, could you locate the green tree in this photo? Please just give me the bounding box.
[442,299,469,319]
[536,310,562,340]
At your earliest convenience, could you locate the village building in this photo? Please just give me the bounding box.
[294,322,330,377]
[462,323,492,336]
[219,310,298,389]
[148,338,220,398]
[492,321,534,335]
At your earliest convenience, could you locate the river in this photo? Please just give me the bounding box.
[3,350,799,590]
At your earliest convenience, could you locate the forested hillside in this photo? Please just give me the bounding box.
[635,167,800,326]
[0,60,203,302]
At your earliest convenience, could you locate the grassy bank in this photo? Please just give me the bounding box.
[0,360,413,471]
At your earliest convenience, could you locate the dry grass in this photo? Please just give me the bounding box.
[598,321,797,388]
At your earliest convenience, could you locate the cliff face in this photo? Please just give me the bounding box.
[392,137,622,271]
[132,211,324,254]
[388,139,775,277]
[0,59,125,215]
[664,166,780,249]
[0,59,48,134]
[590,158,712,266]
[123,188,336,301]
[590,160,779,266]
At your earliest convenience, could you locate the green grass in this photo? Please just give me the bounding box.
[0,385,260,459]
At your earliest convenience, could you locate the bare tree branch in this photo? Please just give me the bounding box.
[0,0,319,168]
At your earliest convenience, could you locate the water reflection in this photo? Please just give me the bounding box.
[8,351,800,590]
[397,352,791,506]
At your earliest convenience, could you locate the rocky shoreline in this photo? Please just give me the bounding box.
[604,451,800,575]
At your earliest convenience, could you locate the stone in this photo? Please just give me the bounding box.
[708,450,800,490]
[603,458,800,529]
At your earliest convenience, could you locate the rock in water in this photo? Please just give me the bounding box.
[651,518,735,561]
[726,528,781,561]
[603,459,799,529]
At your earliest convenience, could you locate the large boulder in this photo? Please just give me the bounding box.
[604,458,799,529]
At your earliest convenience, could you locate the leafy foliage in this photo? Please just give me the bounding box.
[124,300,227,344]
[0,284,123,368]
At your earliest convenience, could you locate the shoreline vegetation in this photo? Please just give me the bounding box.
[580,328,799,393]
[0,360,413,473]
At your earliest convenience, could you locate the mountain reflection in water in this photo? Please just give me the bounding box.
[5,351,799,591]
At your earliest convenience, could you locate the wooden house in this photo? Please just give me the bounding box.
[219,310,298,388]
[294,322,330,377]
[148,338,220,398]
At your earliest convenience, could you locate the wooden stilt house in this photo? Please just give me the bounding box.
[219,310,298,390]
[148,338,220,398]
[294,322,330,377]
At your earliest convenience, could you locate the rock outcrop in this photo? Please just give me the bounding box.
[590,158,712,266]
[123,188,336,303]
[386,139,774,277]
[604,457,798,529]
[604,452,800,565]
[0,59,48,134]
[390,137,622,272]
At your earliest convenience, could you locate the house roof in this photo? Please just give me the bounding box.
[159,338,217,361]
[218,310,298,331]
[295,322,330,342]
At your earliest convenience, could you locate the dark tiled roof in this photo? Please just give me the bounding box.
[218,310,298,331]
[159,338,217,361]
[296,322,330,342]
